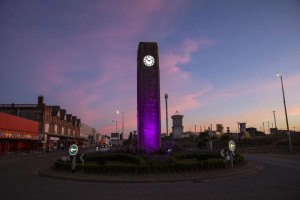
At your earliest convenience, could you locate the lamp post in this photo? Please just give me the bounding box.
[276,73,292,152]
[273,111,277,130]
[165,93,169,137]
[117,111,124,135]
[112,120,118,133]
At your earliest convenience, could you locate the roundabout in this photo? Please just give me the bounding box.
[1,152,299,200]
[38,150,262,183]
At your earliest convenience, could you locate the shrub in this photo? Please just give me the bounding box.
[146,154,174,166]
[54,152,234,173]
[174,152,221,161]
[233,154,245,165]
[86,153,141,165]
[54,160,71,170]
[97,158,106,165]
[197,140,206,148]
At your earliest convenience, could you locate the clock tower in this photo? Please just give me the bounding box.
[137,42,161,153]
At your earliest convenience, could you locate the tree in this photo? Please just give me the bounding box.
[221,134,230,141]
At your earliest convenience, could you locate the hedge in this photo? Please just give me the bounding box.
[174,152,222,161]
[85,153,141,165]
[233,153,244,165]
[54,152,244,173]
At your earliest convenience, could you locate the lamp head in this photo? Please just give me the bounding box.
[276,73,281,77]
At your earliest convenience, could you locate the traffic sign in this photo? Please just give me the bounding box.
[228,140,236,152]
[79,154,84,162]
[220,149,225,157]
[69,144,78,156]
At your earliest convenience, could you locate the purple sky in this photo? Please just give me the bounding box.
[1,0,300,136]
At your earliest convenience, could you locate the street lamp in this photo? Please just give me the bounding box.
[112,120,118,133]
[276,73,292,152]
[165,93,169,137]
[273,111,277,129]
[117,110,124,135]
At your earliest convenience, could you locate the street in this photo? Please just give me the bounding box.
[0,152,299,200]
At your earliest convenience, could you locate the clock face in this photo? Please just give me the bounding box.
[143,55,155,67]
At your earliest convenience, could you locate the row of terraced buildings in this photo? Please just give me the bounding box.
[0,96,104,155]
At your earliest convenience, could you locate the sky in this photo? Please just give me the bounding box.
[1,0,300,136]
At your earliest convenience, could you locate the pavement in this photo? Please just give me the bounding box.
[38,160,262,183]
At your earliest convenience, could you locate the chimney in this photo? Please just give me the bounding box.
[38,95,44,106]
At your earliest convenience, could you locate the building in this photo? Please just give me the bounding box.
[246,127,257,137]
[171,111,184,139]
[111,132,120,146]
[0,96,83,151]
[137,42,161,152]
[216,124,224,135]
[0,112,39,155]
[99,135,111,147]
[238,122,247,138]
[270,128,278,135]
[80,123,95,147]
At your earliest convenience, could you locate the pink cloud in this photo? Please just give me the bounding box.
[91,0,185,43]
[183,37,217,53]
[160,38,216,114]
[169,89,212,115]
[48,37,217,135]
[27,2,219,136]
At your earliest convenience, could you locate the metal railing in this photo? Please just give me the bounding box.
[0,146,96,160]
[238,148,300,154]
[0,149,44,160]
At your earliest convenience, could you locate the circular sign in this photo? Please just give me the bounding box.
[69,144,78,156]
[228,140,236,152]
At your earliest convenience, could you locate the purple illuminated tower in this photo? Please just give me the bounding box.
[137,42,161,153]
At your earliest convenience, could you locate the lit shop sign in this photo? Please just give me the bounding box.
[0,129,39,140]
[50,137,59,141]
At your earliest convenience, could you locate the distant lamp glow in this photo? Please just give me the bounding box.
[116,110,124,134]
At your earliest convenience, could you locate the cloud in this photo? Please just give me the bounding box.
[160,37,216,115]
[1,0,218,135]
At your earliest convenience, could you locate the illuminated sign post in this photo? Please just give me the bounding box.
[69,144,78,173]
[228,140,236,168]
[69,144,78,156]
[229,140,236,152]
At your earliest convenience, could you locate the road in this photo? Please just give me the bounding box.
[0,152,299,200]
